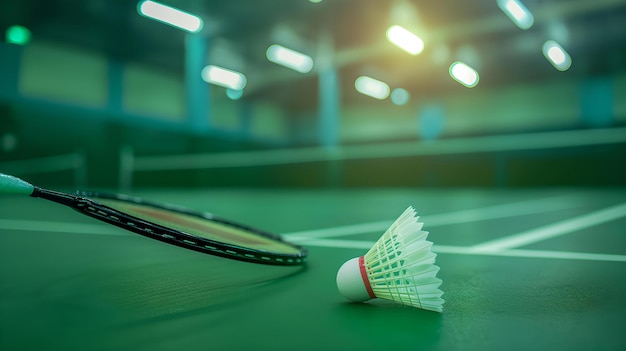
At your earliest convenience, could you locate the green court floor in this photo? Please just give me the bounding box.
[1,188,625,350]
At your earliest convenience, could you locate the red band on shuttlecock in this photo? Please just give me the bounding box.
[358,256,376,299]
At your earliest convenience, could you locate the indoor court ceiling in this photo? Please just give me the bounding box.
[1,0,625,109]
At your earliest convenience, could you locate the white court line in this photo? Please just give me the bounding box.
[470,202,626,252]
[283,195,579,240]
[0,219,128,236]
[478,249,626,262]
[293,239,626,262]
[2,219,624,263]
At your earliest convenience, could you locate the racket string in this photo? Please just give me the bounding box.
[76,202,304,265]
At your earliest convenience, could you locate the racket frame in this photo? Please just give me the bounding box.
[31,187,307,266]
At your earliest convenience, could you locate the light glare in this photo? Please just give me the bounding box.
[497,0,534,30]
[6,25,31,45]
[391,88,410,105]
[226,89,243,100]
[449,62,479,88]
[138,0,203,33]
[542,40,572,71]
[201,65,247,90]
[355,76,390,100]
[266,45,314,73]
[386,25,424,55]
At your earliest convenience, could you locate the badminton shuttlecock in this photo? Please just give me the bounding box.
[336,206,444,312]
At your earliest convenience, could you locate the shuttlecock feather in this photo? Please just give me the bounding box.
[336,206,444,312]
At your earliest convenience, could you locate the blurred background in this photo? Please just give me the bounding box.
[1,0,625,189]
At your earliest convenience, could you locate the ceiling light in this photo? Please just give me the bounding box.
[201,65,247,90]
[266,44,314,73]
[497,0,534,30]
[542,40,572,71]
[386,25,424,55]
[449,62,479,88]
[355,76,390,100]
[138,0,203,33]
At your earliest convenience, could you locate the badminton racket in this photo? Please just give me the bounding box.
[0,173,307,265]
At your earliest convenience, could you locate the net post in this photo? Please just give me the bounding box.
[119,145,134,192]
[73,149,88,189]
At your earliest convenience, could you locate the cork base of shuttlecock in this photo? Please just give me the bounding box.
[336,256,375,302]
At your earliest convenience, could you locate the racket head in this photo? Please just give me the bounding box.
[73,191,307,266]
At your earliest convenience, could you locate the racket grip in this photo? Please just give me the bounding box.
[0,173,35,195]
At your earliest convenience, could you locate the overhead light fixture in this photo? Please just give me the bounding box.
[497,0,534,30]
[542,40,572,71]
[355,76,390,100]
[449,62,479,88]
[137,0,203,33]
[386,25,424,55]
[201,65,247,90]
[266,44,314,73]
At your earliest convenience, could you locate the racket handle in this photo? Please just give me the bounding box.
[0,173,35,195]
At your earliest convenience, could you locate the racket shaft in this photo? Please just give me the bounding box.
[31,187,82,208]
